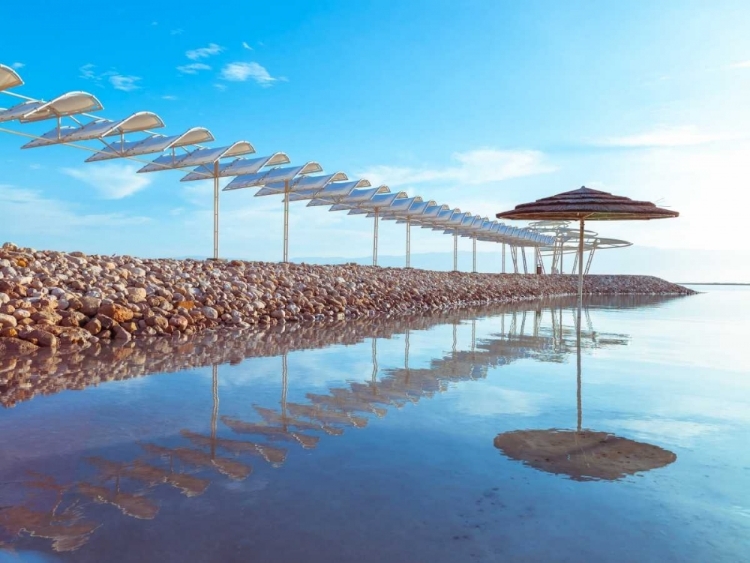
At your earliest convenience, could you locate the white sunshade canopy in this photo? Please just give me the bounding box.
[255,172,350,197]
[0,92,103,124]
[181,152,290,182]
[0,64,23,92]
[85,127,215,162]
[223,162,323,191]
[285,179,373,202]
[139,141,255,173]
[420,207,461,228]
[308,185,390,207]
[339,190,408,213]
[22,112,164,148]
[372,196,423,218]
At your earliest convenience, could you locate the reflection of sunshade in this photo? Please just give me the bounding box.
[493,429,676,481]
[77,482,159,520]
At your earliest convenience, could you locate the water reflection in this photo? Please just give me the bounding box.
[493,298,677,481]
[0,294,686,554]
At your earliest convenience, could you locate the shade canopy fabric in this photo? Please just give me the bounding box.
[496,186,679,221]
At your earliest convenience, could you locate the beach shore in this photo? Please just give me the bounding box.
[0,242,695,354]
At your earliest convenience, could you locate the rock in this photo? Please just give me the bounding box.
[98,303,134,323]
[20,328,58,348]
[0,313,17,329]
[0,337,39,356]
[80,296,101,316]
[126,287,147,303]
[112,324,132,342]
[202,306,219,320]
[169,315,189,331]
[84,318,102,335]
[0,327,18,338]
[270,309,286,320]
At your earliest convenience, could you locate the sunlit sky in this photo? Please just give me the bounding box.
[1,0,749,280]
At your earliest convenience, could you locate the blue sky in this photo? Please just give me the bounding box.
[1,0,749,279]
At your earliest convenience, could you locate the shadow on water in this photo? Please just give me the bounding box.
[0,294,686,555]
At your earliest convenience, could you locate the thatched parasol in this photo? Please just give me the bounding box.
[496,186,679,314]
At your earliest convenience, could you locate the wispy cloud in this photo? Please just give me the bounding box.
[0,184,150,236]
[79,64,142,92]
[79,63,97,80]
[11,62,24,69]
[728,60,750,69]
[214,83,228,92]
[62,163,153,199]
[171,28,184,36]
[177,63,212,75]
[242,42,253,51]
[219,62,283,87]
[186,43,224,60]
[357,148,556,188]
[597,126,741,148]
[161,95,178,101]
[108,74,141,92]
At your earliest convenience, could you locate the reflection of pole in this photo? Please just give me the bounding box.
[371,338,378,384]
[211,364,219,460]
[373,208,379,266]
[213,161,220,260]
[281,353,288,430]
[577,307,582,433]
[576,218,585,433]
[283,179,290,263]
[471,320,476,353]
[452,323,457,355]
[404,328,411,384]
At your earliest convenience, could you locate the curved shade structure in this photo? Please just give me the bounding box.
[22,112,165,148]
[20,92,102,122]
[0,64,23,92]
[138,141,255,173]
[85,127,215,162]
[181,152,290,182]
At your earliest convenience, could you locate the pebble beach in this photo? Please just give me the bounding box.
[0,242,695,356]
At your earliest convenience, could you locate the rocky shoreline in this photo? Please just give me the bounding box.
[0,242,695,356]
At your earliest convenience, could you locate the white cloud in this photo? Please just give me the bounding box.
[242,42,253,51]
[728,60,750,69]
[220,62,281,86]
[79,63,97,80]
[598,126,741,148]
[186,43,224,60]
[161,95,178,101]
[11,62,24,69]
[214,83,228,92]
[0,184,150,236]
[108,74,141,92]
[61,163,153,199]
[171,29,184,36]
[177,63,211,75]
[357,148,556,188]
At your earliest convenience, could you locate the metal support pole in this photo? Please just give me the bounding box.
[585,242,597,275]
[472,236,477,273]
[372,208,379,266]
[502,243,506,273]
[453,232,458,272]
[283,179,290,263]
[213,161,219,260]
[521,247,528,274]
[405,216,411,268]
[577,219,585,315]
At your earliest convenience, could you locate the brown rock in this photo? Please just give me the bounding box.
[98,303,134,323]
[0,313,17,329]
[80,296,101,316]
[0,337,39,356]
[0,327,18,338]
[20,328,58,348]
[84,318,102,335]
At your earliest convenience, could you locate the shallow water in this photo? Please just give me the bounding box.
[0,289,748,562]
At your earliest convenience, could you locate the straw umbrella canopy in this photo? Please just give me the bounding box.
[496,186,678,307]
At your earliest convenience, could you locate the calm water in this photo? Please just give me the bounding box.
[0,289,748,562]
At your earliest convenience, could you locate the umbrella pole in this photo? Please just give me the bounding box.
[577,218,585,432]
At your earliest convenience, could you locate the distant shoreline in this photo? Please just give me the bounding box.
[680,283,750,286]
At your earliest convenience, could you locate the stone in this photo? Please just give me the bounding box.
[202,306,219,320]
[112,324,132,342]
[98,303,134,323]
[84,318,102,335]
[80,296,101,316]
[0,313,17,329]
[20,328,58,348]
[0,337,38,356]
[169,315,189,331]
[126,287,148,303]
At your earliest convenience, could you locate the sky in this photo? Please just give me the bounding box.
[1,0,749,281]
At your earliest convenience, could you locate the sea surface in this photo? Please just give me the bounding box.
[0,287,748,562]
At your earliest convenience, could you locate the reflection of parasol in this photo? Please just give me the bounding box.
[493,305,677,481]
